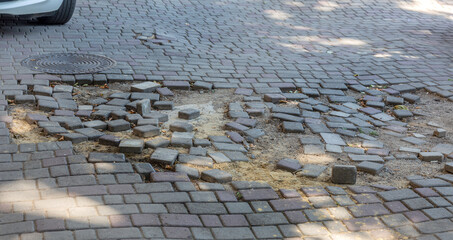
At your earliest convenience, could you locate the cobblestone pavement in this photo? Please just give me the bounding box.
[1,0,453,239]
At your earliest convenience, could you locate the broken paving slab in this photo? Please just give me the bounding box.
[348,154,384,163]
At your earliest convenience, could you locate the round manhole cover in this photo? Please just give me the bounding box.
[21,53,116,74]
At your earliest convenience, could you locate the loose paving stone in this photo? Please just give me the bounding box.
[298,164,327,178]
[276,158,302,172]
[153,101,174,110]
[150,148,179,166]
[88,152,125,162]
[419,152,444,162]
[119,139,145,153]
[331,165,357,184]
[170,121,193,132]
[178,108,200,120]
[415,219,453,234]
[75,128,105,140]
[326,144,342,153]
[83,120,107,130]
[131,82,160,92]
[402,136,427,145]
[357,161,384,175]
[300,136,322,145]
[178,154,213,167]
[320,133,346,146]
[393,109,413,119]
[222,151,249,162]
[349,154,384,162]
[133,125,160,137]
[145,137,170,149]
[272,113,304,122]
[137,118,158,126]
[212,142,247,152]
[433,128,447,138]
[208,152,231,163]
[432,144,453,155]
[136,99,152,115]
[62,133,88,144]
[303,145,325,155]
[175,164,200,179]
[201,169,232,183]
[171,132,194,148]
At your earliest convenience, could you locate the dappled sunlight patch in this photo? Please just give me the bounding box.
[264,9,293,20]
[314,0,341,12]
[399,0,453,20]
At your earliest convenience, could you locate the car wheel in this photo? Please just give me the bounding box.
[38,0,76,25]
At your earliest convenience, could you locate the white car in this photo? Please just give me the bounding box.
[0,0,76,24]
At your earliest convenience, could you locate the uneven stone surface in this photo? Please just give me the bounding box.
[1,0,453,238]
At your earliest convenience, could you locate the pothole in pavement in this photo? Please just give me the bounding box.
[8,81,453,189]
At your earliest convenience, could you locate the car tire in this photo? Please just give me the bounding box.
[38,0,76,25]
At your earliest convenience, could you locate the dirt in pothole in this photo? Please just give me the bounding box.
[8,83,453,190]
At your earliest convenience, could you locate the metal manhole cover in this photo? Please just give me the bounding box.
[21,53,116,74]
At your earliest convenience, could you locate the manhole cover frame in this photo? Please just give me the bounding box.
[21,53,117,74]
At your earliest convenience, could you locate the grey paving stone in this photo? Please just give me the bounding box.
[150,148,179,165]
[133,125,160,137]
[303,145,325,155]
[208,152,231,163]
[377,189,419,201]
[298,164,327,178]
[331,165,357,184]
[211,227,255,239]
[136,99,152,115]
[276,158,302,172]
[348,154,384,162]
[410,179,451,188]
[175,164,200,179]
[419,152,444,162]
[201,169,233,183]
[75,128,105,140]
[357,161,385,175]
[119,139,145,153]
[403,198,434,210]
[415,219,453,234]
[88,152,125,162]
[178,108,200,120]
[282,121,305,133]
[146,137,170,149]
[178,154,213,167]
[320,133,346,146]
[212,142,247,152]
[131,82,160,92]
[98,134,121,146]
[246,212,288,225]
